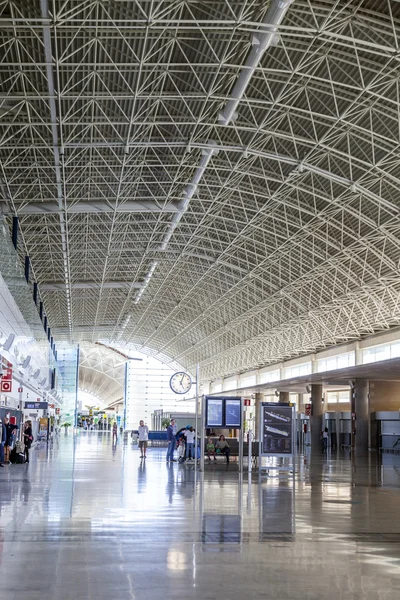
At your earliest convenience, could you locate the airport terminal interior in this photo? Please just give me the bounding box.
[1,0,400,598]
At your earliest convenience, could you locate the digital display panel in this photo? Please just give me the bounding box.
[206,398,223,428]
[261,403,293,455]
[225,399,241,428]
[24,402,48,410]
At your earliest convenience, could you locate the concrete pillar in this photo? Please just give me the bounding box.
[353,379,369,455]
[298,393,305,413]
[254,392,263,441]
[279,391,289,403]
[310,384,323,452]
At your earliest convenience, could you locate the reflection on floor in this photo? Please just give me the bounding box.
[0,432,399,599]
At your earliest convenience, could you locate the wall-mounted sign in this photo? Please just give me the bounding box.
[18,387,23,393]
[24,402,48,410]
[1,358,12,381]
[304,403,311,416]
[244,398,251,406]
[1,381,12,393]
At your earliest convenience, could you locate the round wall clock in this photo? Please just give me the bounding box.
[170,372,192,394]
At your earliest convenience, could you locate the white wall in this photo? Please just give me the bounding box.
[125,356,195,429]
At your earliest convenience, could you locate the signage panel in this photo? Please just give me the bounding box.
[261,403,293,455]
[225,399,242,428]
[24,402,48,410]
[206,398,223,428]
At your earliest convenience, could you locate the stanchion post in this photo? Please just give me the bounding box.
[200,394,205,472]
[238,397,244,471]
[248,428,253,473]
[195,363,199,473]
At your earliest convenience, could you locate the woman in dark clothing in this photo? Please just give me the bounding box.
[23,420,33,463]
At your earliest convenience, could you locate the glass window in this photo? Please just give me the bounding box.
[338,391,350,403]
[363,344,391,364]
[240,375,256,387]
[284,362,311,379]
[259,369,280,384]
[317,352,355,372]
[391,343,400,359]
[212,383,222,394]
[223,379,237,391]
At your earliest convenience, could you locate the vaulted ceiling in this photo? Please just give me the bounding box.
[1,1,400,381]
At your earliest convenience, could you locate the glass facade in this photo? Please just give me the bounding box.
[125,357,195,430]
[57,343,79,425]
[317,352,355,373]
[283,362,311,379]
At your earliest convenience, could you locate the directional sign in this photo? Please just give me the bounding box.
[24,402,48,410]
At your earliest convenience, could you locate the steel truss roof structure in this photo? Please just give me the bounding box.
[79,342,125,406]
[1,1,400,382]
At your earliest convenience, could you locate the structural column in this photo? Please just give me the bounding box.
[254,392,263,441]
[279,391,289,403]
[353,379,369,455]
[310,384,323,452]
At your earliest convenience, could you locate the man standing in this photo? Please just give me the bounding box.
[138,420,149,459]
[0,418,6,467]
[166,419,177,462]
[4,417,12,464]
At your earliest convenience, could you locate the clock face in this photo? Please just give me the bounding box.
[170,372,192,394]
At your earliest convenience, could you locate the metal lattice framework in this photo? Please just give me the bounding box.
[1,0,400,382]
[79,343,125,405]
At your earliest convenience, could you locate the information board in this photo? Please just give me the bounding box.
[225,399,241,428]
[261,403,293,455]
[24,402,48,410]
[206,398,223,428]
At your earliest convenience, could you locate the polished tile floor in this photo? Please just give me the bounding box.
[0,432,400,599]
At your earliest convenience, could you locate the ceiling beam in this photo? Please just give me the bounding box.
[41,281,142,291]
[0,200,181,215]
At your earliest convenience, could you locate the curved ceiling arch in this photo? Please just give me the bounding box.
[3,1,400,382]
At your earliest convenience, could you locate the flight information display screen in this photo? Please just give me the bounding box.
[225,399,241,428]
[261,403,293,455]
[206,398,223,428]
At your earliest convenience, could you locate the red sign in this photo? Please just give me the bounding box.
[1,358,12,381]
[0,381,12,393]
[49,404,55,409]
[305,403,311,416]
[18,387,23,393]
[244,398,251,406]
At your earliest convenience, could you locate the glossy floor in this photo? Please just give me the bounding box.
[0,433,400,599]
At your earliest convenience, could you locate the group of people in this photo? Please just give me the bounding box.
[0,418,33,466]
[166,419,231,463]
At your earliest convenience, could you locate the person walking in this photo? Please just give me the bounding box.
[166,419,177,462]
[112,421,118,444]
[138,420,149,459]
[184,426,196,461]
[0,418,6,467]
[321,427,329,453]
[23,420,33,464]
